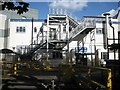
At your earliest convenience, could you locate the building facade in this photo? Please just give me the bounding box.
[9,19,44,53]
[0,6,120,66]
[0,14,9,49]
[0,8,39,50]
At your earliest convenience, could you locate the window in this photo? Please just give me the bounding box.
[16,27,26,33]
[101,52,108,60]
[23,27,25,32]
[49,28,57,40]
[53,52,63,59]
[63,26,66,32]
[34,27,37,33]
[20,27,22,32]
[96,28,103,34]
[16,27,19,32]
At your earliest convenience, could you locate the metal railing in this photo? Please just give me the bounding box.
[69,17,96,39]
[58,64,112,90]
[21,30,47,55]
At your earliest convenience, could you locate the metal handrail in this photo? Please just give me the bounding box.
[69,17,96,39]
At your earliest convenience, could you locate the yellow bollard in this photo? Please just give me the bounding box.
[44,56,52,71]
[107,69,112,90]
[14,64,17,75]
[88,68,91,76]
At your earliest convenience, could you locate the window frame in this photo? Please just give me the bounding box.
[16,26,26,33]
[96,28,103,34]
[34,27,37,33]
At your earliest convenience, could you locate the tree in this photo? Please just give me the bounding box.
[0,0,29,14]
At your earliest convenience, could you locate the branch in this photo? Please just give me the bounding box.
[1,1,29,15]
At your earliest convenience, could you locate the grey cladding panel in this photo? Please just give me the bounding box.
[0,29,9,37]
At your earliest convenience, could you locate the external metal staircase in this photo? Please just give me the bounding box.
[69,16,96,41]
[19,23,47,58]
[20,15,96,62]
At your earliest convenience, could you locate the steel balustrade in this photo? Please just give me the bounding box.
[69,17,96,39]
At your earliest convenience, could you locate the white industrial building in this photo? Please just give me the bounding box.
[0,8,39,49]
[0,6,120,66]
[9,19,43,53]
[0,8,39,61]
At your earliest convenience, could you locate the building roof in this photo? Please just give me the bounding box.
[0,49,15,54]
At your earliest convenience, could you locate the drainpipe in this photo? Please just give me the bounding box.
[118,31,120,60]
[109,18,116,60]
[103,13,110,60]
[103,13,110,49]
[31,18,34,48]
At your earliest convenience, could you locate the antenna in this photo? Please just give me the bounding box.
[56,8,59,15]
[52,8,55,15]
[60,8,63,15]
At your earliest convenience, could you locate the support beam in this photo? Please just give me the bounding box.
[118,31,120,60]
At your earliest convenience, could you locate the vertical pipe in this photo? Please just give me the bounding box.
[109,19,116,60]
[103,13,110,49]
[66,15,69,53]
[90,31,93,66]
[82,38,85,65]
[77,41,80,53]
[31,18,34,45]
[46,14,49,67]
[118,31,120,60]
[59,24,61,40]
[107,38,109,60]
[66,15,69,63]
[37,34,38,44]
[47,15,49,57]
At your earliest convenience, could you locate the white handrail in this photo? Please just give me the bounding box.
[69,17,96,38]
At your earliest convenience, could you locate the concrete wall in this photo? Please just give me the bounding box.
[9,19,43,52]
[69,18,119,60]
[118,11,120,31]
[0,14,9,49]
[0,8,39,50]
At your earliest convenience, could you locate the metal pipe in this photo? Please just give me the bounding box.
[47,15,49,58]
[109,19,115,44]
[109,19,116,60]
[64,15,69,63]
[45,14,50,68]
[118,31,120,60]
[31,18,34,46]
[103,13,110,49]
[107,38,109,60]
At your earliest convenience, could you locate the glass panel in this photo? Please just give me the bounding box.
[16,27,19,32]
[34,27,37,33]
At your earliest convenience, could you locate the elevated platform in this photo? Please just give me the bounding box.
[70,27,95,41]
[69,16,96,41]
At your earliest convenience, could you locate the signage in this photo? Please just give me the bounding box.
[75,47,87,53]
